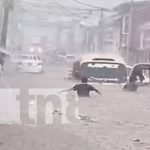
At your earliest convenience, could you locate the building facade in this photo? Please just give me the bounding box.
[111,1,150,64]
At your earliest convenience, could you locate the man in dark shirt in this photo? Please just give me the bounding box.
[62,77,102,97]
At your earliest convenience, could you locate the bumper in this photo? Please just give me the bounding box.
[17,65,43,73]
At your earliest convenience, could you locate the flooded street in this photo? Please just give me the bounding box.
[0,65,149,149]
[0,0,150,149]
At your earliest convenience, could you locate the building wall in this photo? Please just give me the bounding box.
[0,0,4,41]
[112,26,120,54]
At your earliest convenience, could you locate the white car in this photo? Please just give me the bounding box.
[69,54,129,84]
[15,54,43,73]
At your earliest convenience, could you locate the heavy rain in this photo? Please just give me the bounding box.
[0,0,150,149]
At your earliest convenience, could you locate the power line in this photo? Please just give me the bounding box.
[19,0,92,19]
[73,0,102,9]
[56,0,100,11]
[73,0,112,12]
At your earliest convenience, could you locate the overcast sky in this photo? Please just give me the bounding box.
[62,0,144,9]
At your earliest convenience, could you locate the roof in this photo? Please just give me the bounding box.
[19,54,38,57]
[80,53,126,64]
[133,63,150,69]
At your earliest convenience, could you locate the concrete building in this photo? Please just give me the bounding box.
[109,1,150,64]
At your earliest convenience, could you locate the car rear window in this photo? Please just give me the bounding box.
[37,56,41,60]
[20,55,39,61]
[33,56,37,60]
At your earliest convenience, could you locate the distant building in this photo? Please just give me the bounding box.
[111,1,150,64]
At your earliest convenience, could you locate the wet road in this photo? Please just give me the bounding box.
[0,65,150,150]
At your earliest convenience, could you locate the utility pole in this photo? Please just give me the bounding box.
[73,0,112,53]
[99,8,104,52]
[127,0,134,63]
[0,0,10,48]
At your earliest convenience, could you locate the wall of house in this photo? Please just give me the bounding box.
[112,26,120,54]
[0,0,4,41]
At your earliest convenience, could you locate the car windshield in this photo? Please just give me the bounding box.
[19,55,30,60]
[19,55,38,60]
[59,52,66,56]
[80,62,127,83]
[67,56,75,59]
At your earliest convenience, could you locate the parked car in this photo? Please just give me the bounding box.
[14,54,43,73]
[68,54,128,84]
[124,63,150,91]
